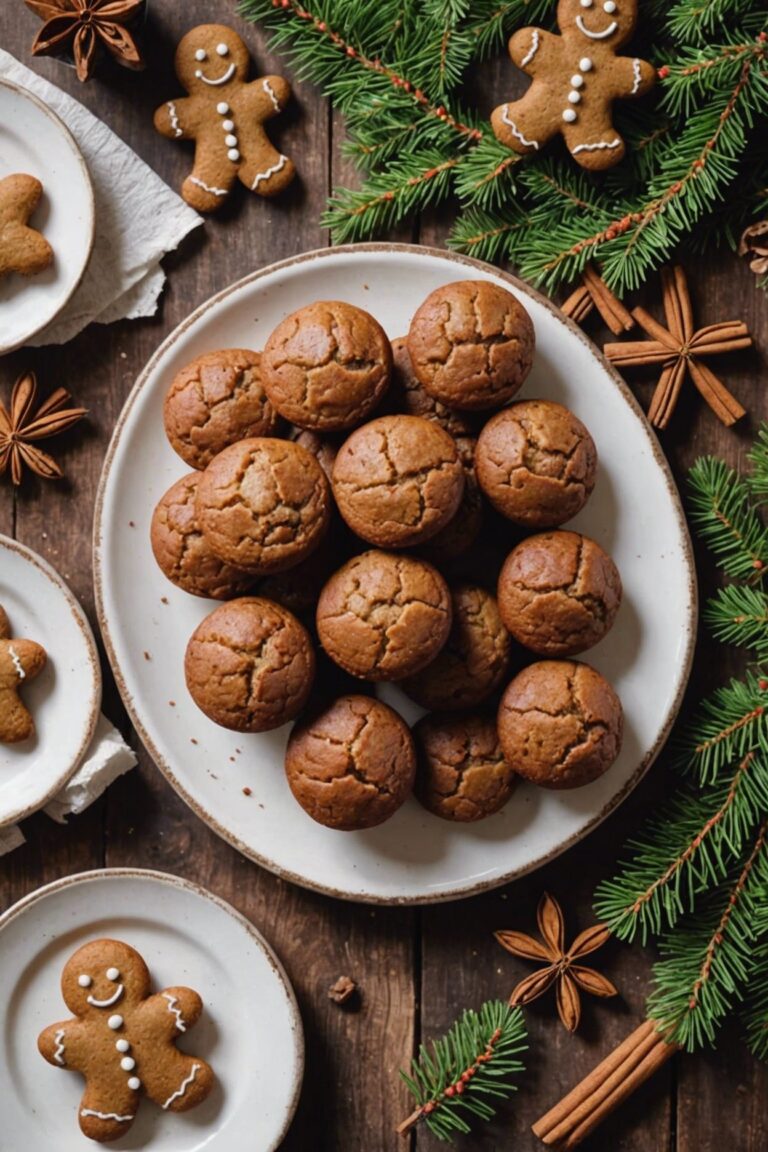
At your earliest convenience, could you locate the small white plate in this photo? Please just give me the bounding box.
[0,534,101,826]
[0,79,95,354]
[0,868,304,1151]
[95,244,697,904]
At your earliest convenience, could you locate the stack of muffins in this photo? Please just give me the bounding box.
[151,280,624,833]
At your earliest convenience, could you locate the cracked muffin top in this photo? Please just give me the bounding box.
[387,336,477,437]
[184,596,315,733]
[316,549,452,681]
[285,694,416,830]
[497,530,621,657]
[163,348,280,470]
[407,280,535,411]
[332,414,465,548]
[261,300,393,432]
[497,660,623,789]
[414,712,516,822]
[196,436,331,575]
[476,400,597,528]
[401,584,511,711]
[150,472,254,600]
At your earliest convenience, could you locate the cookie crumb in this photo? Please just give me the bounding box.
[143,651,151,661]
[128,520,136,527]
[169,700,176,707]
[328,975,357,1006]
[242,786,252,797]
[191,737,198,745]
[161,596,169,605]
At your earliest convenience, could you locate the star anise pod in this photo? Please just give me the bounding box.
[25,0,145,83]
[495,893,618,1033]
[0,372,86,485]
[739,220,768,277]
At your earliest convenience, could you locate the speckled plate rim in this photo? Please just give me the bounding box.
[0,867,305,1151]
[93,242,698,906]
[0,77,95,355]
[0,533,101,827]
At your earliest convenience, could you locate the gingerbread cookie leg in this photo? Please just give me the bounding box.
[78,1081,139,1143]
[183,140,238,212]
[562,117,626,171]
[238,131,295,198]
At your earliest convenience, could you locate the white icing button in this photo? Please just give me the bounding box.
[106,968,120,981]
[78,975,92,988]
[116,1040,130,1053]
[194,70,203,79]
[108,1015,123,1030]
[225,134,238,147]
[571,74,585,87]
[562,109,578,122]
[568,91,582,103]
[580,57,593,71]
[580,0,593,6]
[120,1057,136,1072]
[195,49,206,61]
[228,149,240,162]
[217,43,229,56]
[222,119,235,131]
[217,102,230,114]
[604,0,617,10]
[128,1077,141,1091]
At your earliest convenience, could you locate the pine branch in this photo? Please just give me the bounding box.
[398,1000,527,1141]
[703,585,768,661]
[742,939,768,1060]
[687,456,768,582]
[673,673,768,784]
[748,424,768,503]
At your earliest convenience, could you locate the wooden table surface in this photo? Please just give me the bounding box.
[1,3,766,1149]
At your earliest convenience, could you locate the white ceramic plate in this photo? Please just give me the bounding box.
[0,534,101,827]
[0,869,303,1150]
[0,79,94,354]
[94,244,697,904]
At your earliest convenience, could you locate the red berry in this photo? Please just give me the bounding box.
[658,65,669,78]
[445,1086,455,1097]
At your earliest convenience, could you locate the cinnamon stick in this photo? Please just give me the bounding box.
[562,283,593,325]
[582,265,635,335]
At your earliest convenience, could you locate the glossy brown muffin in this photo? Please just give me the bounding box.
[497,531,621,656]
[407,280,535,411]
[150,473,254,599]
[261,300,392,431]
[388,336,477,437]
[316,550,452,681]
[196,437,331,574]
[163,349,279,470]
[475,400,597,527]
[497,660,623,789]
[332,415,464,548]
[185,597,315,732]
[422,436,483,563]
[285,694,416,829]
[414,712,516,821]
[401,584,511,710]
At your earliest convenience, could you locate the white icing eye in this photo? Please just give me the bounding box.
[78,974,92,988]
[571,75,585,87]
[194,70,202,79]
[580,57,593,71]
[116,1039,130,1053]
[217,102,230,115]
[108,1014,123,1030]
[195,49,207,62]
[106,968,120,981]
[580,0,593,7]
[604,0,617,10]
[128,1077,141,1091]
[217,43,229,56]
[562,108,578,122]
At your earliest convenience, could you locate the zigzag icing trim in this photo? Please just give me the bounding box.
[263,78,281,112]
[163,1063,200,1109]
[572,138,621,155]
[501,105,539,150]
[9,645,25,680]
[631,58,642,95]
[162,992,187,1033]
[251,154,288,189]
[168,102,183,138]
[521,30,540,67]
[53,1029,66,1066]
[81,1109,134,1123]
[190,176,228,197]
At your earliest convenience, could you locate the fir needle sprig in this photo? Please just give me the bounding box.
[397,1000,527,1141]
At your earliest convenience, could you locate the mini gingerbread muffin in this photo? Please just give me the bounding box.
[185,597,315,732]
[414,712,516,821]
[316,550,452,681]
[407,280,535,411]
[163,349,279,470]
[497,660,623,789]
[150,473,254,600]
[332,415,464,548]
[285,694,416,829]
[262,300,392,431]
[422,437,483,563]
[475,400,597,527]
[402,584,511,710]
[388,337,477,437]
[498,531,621,656]
[196,437,331,574]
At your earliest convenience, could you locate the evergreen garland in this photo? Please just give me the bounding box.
[594,427,768,1055]
[239,0,768,294]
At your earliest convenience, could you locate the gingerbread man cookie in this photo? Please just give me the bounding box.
[154,23,295,213]
[0,173,53,279]
[38,939,214,1143]
[0,604,46,743]
[491,0,655,171]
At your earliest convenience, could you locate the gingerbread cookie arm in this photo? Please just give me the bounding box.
[0,638,46,743]
[0,224,53,278]
[244,75,292,119]
[508,27,560,76]
[154,96,196,141]
[38,1018,90,1073]
[608,55,656,99]
[490,83,564,156]
[143,986,203,1037]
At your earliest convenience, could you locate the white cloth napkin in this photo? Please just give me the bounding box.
[1,713,137,854]
[0,49,202,346]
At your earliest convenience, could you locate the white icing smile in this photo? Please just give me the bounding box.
[576,14,619,38]
[87,984,124,1009]
[195,62,236,87]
